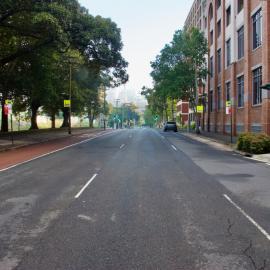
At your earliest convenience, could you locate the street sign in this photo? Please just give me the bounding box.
[196,105,203,113]
[64,100,71,107]
[226,100,231,115]
[5,99,13,105]
[226,107,231,115]
[226,101,231,107]
[4,104,9,116]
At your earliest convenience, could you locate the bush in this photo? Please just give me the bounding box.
[237,133,270,154]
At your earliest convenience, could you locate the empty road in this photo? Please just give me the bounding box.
[0,128,270,270]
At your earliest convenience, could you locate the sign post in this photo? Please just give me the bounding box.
[226,101,233,144]
[5,100,14,145]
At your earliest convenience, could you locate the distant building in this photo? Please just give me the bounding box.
[179,0,270,135]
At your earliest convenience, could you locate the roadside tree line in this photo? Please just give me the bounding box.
[0,0,128,132]
[141,27,208,132]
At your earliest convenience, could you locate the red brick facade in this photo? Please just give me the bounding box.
[182,0,270,135]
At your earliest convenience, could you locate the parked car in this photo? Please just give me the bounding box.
[163,121,178,132]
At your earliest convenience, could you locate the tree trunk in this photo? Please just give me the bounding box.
[51,113,56,129]
[1,102,8,132]
[30,103,39,130]
[61,108,69,128]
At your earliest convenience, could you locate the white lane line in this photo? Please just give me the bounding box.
[223,194,270,241]
[75,174,98,199]
[0,131,116,173]
[120,144,125,149]
[171,145,177,151]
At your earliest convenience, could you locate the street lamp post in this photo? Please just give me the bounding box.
[69,63,72,135]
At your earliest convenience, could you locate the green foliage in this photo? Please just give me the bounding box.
[143,107,156,127]
[237,133,270,154]
[142,27,208,122]
[0,0,128,131]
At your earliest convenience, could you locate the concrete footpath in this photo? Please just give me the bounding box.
[179,130,270,165]
[0,128,108,152]
[0,128,115,170]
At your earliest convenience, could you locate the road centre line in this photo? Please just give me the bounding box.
[223,194,270,241]
[75,174,98,199]
[0,131,116,173]
[120,144,125,149]
[171,145,177,151]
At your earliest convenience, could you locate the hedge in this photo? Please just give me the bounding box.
[237,133,270,154]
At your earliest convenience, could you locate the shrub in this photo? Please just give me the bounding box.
[237,132,270,154]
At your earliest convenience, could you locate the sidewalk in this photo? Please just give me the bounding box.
[0,128,109,152]
[0,128,115,170]
[179,130,270,165]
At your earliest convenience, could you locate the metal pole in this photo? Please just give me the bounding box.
[10,113,14,145]
[69,63,72,135]
[103,86,106,130]
[230,103,233,144]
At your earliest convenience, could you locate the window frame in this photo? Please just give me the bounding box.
[238,0,244,13]
[252,67,262,105]
[237,75,244,108]
[252,9,262,50]
[226,82,231,102]
[217,48,221,73]
[226,6,231,26]
[226,39,231,67]
[237,26,244,59]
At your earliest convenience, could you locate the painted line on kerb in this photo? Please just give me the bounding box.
[75,174,98,199]
[223,194,270,241]
[120,144,125,149]
[171,145,177,151]
[0,131,117,173]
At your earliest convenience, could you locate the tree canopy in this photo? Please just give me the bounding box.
[0,0,128,131]
[142,27,208,127]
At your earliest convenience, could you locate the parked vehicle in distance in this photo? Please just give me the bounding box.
[163,121,178,132]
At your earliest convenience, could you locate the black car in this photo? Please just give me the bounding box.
[163,121,177,132]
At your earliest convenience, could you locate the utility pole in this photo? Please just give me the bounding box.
[69,63,72,135]
[115,99,120,129]
[103,86,106,130]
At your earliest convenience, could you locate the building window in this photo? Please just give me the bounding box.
[252,9,262,49]
[210,30,213,45]
[210,90,214,112]
[210,56,213,78]
[217,20,221,37]
[209,4,213,21]
[217,49,221,73]
[253,67,262,105]
[238,26,244,59]
[237,75,244,108]
[226,39,231,67]
[226,82,231,101]
[216,0,221,9]
[238,0,244,13]
[226,6,231,26]
[217,86,222,111]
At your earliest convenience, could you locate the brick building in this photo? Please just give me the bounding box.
[181,0,270,135]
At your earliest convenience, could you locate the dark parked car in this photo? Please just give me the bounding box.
[163,121,177,132]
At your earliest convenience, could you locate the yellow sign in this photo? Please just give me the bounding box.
[5,100,13,105]
[226,101,231,107]
[64,100,71,108]
[197,105,204,113]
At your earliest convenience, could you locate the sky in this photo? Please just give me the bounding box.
[79,0,194,109]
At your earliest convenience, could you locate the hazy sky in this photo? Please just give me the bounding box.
[79,0,193,106]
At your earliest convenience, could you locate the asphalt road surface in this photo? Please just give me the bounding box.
[0,128,270,270]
